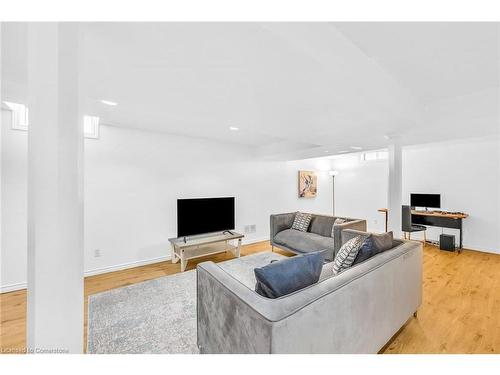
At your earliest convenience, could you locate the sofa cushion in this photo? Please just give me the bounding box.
[309,215,335,237]
[332,236,363,275]
[372,231,394,255]
[254,251,324,298]
[274,229,334,254]
[291,212,312,232]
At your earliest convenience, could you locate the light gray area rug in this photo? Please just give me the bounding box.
[87,252,285,354]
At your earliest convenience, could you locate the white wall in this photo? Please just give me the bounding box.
[3,113,498,292]
[83,125,333,274]
[403,137,499,253]
[331,154,388,233]
[1,110,28,291]
[1,116,334,291]
[331,137,500,254]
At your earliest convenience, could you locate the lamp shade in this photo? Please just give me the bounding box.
[328,170,339,176]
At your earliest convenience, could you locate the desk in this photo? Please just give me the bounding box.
[411,210,469,250]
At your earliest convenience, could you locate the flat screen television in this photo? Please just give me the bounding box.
[177,197,235,237]
[410,193,441,209]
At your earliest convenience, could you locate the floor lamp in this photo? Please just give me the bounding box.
[329,170,339,216]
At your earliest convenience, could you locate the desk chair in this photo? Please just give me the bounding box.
[402,205,427,243]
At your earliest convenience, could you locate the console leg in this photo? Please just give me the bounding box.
[171,245,180,264]
[271,245,274,252]
[236,238,241,258]
[180,257,187,272]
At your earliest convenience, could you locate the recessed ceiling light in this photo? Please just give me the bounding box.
[324,150,329,153]
[337,150,349,154]
[100,100,118,106]
[350,146,363,150]
[229,126,239,131]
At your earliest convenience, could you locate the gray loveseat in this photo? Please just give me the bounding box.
[197,229,423,354]
[271,212,367,261]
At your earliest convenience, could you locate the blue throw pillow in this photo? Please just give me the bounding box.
[254,251,324,299]
[353,235,374,265]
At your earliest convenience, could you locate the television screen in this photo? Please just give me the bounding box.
[410,193,441,208]
[177,197,235,237]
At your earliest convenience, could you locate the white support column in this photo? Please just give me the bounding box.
[0,23,3,277]
[387,143,402,238]
[27,23,83,353]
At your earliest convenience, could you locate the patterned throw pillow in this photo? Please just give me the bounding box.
[332,236,364,275]
[291,212,312,232]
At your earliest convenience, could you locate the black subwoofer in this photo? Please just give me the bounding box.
[440,234,455,252]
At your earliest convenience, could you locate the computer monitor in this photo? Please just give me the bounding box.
[410,193,441,209]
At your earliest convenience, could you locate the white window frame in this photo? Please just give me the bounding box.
[3,101,29,131]
[3,102,100,140]
[83,115,100,139]
[361,150,388,161]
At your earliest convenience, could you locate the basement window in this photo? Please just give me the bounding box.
[3,101,29,131]
[3,101,100,140]
[361,150,388,161]
[83,115,100,139]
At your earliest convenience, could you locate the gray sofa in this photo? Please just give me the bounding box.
[197,229,423,354]
[270,212,367,261]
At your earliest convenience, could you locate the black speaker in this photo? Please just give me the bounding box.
[440,234,455,251]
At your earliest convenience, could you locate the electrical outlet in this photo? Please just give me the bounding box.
[244,225,257,234]
[94,249,101,258]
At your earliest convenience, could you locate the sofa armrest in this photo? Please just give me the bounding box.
[270,212,295,242]
[196,262,274,353]
[332,219,367,254]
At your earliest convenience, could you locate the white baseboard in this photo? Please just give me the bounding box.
[242,236,269,245]
[83,255,172,277]
[0,282,27,294]
[0,237,271,293]
[0,256,173,293]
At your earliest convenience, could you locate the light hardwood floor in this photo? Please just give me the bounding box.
[1,241,499,354]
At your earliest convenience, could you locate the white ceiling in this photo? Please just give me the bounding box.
[1,22,499,159]
[333,22,499,104]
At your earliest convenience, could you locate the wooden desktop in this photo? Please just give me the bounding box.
[411,210,469,220]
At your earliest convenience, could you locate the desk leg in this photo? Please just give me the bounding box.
[459,220,463,253]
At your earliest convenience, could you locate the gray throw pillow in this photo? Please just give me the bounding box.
[254,251,325,298]
[372,231,394,255]
[291,212,312,232]
[332,236,364,275]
